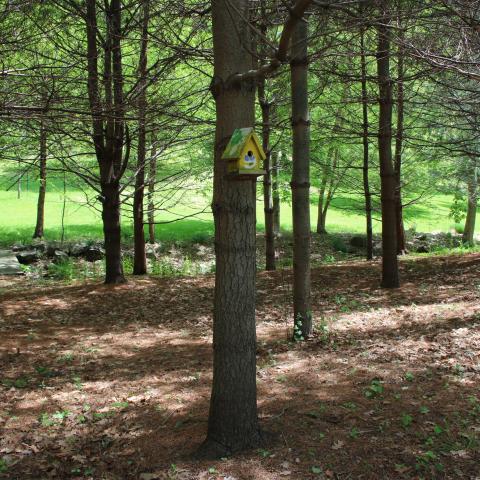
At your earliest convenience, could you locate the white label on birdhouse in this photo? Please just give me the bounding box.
[243,151,256,169]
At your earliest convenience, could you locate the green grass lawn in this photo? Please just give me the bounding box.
[0,186,474,246]
[309,193,465,234]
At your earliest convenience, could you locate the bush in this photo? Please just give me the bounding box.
[122,255,133,274]
[331,235,348,253]
[48,260,74,280]
[191,231,211,244]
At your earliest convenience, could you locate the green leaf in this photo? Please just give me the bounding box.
[401,413,413,427]
[433,424,443,435]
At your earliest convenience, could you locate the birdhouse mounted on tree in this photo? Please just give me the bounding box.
[221,127,266,179]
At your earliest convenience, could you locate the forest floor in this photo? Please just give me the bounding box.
[1,254,479,480]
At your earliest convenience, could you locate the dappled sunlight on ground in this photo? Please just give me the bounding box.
[1,254,479,479]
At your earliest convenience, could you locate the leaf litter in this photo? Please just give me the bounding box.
[0,253,479,479]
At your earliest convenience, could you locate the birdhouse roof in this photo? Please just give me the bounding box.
[221,127,266,161]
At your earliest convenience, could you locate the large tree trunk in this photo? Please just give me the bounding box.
[133,0,149,275]
[376,6,400,288]
[86,0,127,284]
[101,181,125,284]
[272,150,280,236]
[147,138,157,244]
[33,118,47,239]
[199,0,261,457]
[360,24,373,260]
[394,22,406,255]
[290,18,312,338]
[463,162,477,246]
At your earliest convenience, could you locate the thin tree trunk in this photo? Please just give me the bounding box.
[463,163,477,246]
[33,118,47,239]
[272,150,280,236]
[199,0,261,457]
[316,145,341,234]
[17,158,21,199]
[360,24,373,260]
[317,205,327,234]
[147,138,157,244]
[258,0,275,270]
[61,171,66,243]
[322,167,335,228]
[376,7,400,288]
[133,0,149,275]
[290,18,312,338]
[316,90,345,235]
[316,165,328,234]
[259,79,275,270]
[394,21,406,255]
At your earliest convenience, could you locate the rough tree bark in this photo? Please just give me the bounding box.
[199,0,313,456]
[33,118,47,239]
[394,22,406,255]
[290,18,312,337]
[360,23,373,260]
[199,0,261,457]
[86,0,127,284]
[463,160,477,246]
[101,181,124,283]
[376,4,400,288]
[133,0,149,275]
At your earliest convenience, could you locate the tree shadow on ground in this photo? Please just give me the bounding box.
[1,254,479,479]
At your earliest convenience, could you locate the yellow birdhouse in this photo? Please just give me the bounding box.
[222,127,266,178]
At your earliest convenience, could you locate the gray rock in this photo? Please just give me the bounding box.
[16,250,39,265]
[145,244,158,259]
[0,250,23,275]
[70,243,89,257]
[84,246,105,262]
[46,242,64,257]
[31,240,47,253]
[350,235,367,248]
[416,244,430,253]
[373,243,382,256]
[52,250,69,263]
[12,243,28,252]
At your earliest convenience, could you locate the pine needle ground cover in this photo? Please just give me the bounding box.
[1,254,479,479]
